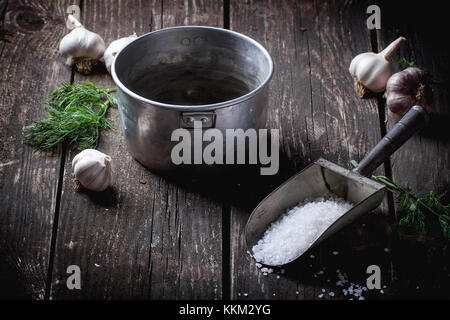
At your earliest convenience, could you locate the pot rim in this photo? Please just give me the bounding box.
[111,25,274,111]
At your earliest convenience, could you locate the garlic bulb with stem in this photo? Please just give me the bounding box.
[103,33,138,74]
[349,36,406,97]
[72,149,112,192]
[385,67,429,115]
[59,15,106,74]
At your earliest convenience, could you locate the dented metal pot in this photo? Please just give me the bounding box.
[111,26,273,171]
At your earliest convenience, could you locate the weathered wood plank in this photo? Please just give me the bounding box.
[50,0,157,300]
[50,0,224,299]
[0,0,75,299]
[229,0,392,300]
[376,1,450,298]
[377,3,449,204]
[151,0,224,300]
[162,0,223,27]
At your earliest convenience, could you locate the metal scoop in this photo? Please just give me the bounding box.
[245,106,428,266]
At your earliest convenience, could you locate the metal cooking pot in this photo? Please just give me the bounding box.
[112,26,274,172]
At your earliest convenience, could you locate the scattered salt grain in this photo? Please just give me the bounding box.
[336,270,367,300]
[260,267,273,274]
[329,292,335,297]
[309,254,315,259]
[318,293,324,299]
[321,288,326,293]
[295,291,299,295]
[243,293,248,297]
[332,251,339,256]
[251,197,352,266]
[383,248,389,253]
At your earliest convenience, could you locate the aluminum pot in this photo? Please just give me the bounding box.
[112,26,273,172]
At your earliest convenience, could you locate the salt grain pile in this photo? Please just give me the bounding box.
[252,197,353,266]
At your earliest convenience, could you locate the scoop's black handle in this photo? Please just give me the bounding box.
[353,106,428,177]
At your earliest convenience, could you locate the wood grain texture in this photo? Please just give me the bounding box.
[377,2,449,201]
[229,0,393,300]
[2,0,446,300]
[376,1,450,298]
[50,0,224,299]
[0,0,75,299]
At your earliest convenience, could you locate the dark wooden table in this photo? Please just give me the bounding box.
[1,0,448,300]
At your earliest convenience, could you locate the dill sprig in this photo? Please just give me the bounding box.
[24,81,117,151]
[392,55,416,70]
[372,175,449,239]
[350,161,449,240]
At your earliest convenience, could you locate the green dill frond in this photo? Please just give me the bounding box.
[24,81,117,151]
[351,160,449,240]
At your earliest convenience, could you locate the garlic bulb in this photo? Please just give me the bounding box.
[349,37,406,97]
[72,149,112,192]
[103,33,138,74]
[59,15,106,74]
[385,67,428,115]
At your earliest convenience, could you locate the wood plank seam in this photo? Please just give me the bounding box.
[44,141,69,299]
[43,0,79,299]
[367,25,397,223]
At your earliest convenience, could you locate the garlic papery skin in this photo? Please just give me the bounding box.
[103,33,138,74]
[72,149,112,192]
[59,15,106,74]
[385,67,428,115]
[349,36,406,97]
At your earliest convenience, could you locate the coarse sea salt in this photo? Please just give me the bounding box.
[252,197,353,266]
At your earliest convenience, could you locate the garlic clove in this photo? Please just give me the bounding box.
[88,158,112,191]
[350,53,391,93]
[349,37,406,97]
[72,149,112,192]
[74,157,106,186]
[59,15,106,74]
[103,33,138,74]
[72,148,105,168]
